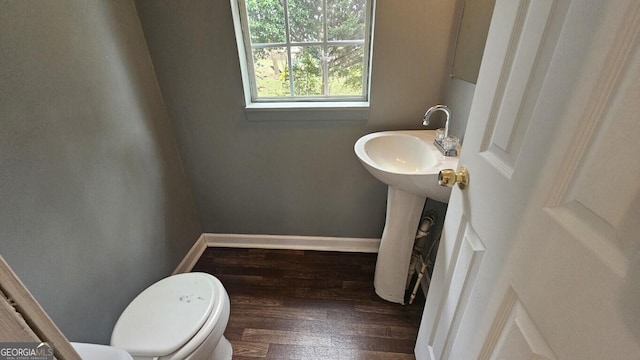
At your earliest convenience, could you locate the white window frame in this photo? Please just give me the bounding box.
[231,0,375,120]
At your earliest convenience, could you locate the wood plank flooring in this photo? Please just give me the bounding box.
[192,247,425,359]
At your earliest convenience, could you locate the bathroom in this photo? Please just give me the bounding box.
[5,0,640,359]
[3,0,639,359]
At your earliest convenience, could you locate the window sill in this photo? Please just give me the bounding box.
[244,101,370,121]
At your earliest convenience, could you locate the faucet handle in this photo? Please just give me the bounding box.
[442,136,459,151]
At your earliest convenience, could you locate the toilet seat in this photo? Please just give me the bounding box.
[111,272,227,358]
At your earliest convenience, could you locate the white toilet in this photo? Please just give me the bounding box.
[71,342,133,360]
[110,272,232,360]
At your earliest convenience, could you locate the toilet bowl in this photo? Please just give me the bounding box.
[110,272,232,360]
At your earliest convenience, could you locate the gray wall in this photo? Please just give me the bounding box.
[134,0,458,238]
[445,78,476,142]
[0,1,201,344]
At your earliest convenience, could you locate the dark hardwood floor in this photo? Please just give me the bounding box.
[192,247,425,359]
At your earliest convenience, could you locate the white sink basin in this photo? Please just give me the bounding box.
[354,130,459,203]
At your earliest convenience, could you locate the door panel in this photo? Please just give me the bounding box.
[481,0,554,177]
[428,220,486,359]
[505,26,640,358]
[481,288,556,360]
[415,0,640,358]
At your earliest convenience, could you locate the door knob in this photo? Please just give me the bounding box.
[438,166,469,190]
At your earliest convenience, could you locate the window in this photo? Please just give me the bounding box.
[233,0,374,105]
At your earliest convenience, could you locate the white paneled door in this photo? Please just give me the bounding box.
[415,0,640,359]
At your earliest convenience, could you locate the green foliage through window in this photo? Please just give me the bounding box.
[240,0,372,100]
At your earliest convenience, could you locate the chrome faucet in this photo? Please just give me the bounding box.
[422,104,457,156]
[422,104,451,138]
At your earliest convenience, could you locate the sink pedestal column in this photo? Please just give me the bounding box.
[374,186,426,304]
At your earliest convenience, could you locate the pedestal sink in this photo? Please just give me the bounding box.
[354,130,459,304]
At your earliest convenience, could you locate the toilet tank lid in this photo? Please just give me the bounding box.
[111,272,218,357]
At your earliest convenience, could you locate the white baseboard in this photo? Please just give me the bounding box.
[204,233,381,253]
[172,234,207,275]
[173,233,381,274]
